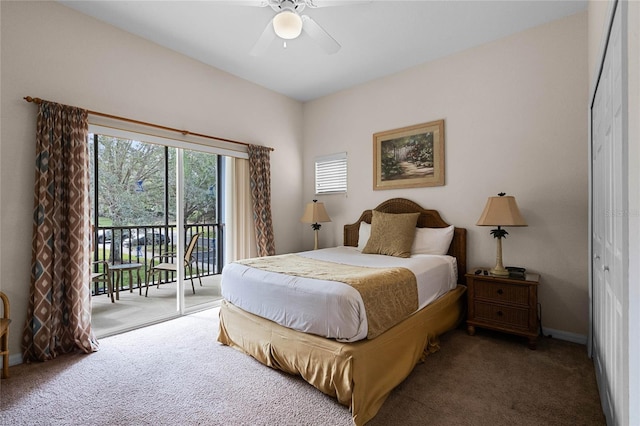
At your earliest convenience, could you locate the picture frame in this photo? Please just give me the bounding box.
[373,119,445,190]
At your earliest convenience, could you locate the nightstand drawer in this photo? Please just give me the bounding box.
[474,301,529,328]
[474,280,529,305]
[465,271,540,349]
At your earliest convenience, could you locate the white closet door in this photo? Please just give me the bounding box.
[591,4,627,425]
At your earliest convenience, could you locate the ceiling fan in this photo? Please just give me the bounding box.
[241,0,364,56]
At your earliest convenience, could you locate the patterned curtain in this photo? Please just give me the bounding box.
[22,101,98,362]
[247,145,275,257]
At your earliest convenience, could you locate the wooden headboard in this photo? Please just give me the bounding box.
[344,198,467,285]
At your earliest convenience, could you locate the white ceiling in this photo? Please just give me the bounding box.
[58,0,587,102]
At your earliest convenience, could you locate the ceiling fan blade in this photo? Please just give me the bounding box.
[304,0,372,8]
[301,15,340,54]
[214,1,270,6]
[250,18,277,56]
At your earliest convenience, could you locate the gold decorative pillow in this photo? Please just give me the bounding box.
[362,210,420,258]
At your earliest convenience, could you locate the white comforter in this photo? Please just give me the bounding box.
[220,246,458,342]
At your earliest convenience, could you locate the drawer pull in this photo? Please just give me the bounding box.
[497,289,503,295]
[496,311,503,317]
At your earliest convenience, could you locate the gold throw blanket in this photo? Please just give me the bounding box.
[236,254,418,339]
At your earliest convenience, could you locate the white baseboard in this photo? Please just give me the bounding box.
[9,353,23,367]
[541,327,587,345]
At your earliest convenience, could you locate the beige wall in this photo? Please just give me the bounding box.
[0,1,304,360]
[302,12,589,337]
[588,0,614,87]
[1,2,593,362]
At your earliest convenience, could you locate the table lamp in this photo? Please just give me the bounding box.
[476,193,527,276]
[300,199,331,250]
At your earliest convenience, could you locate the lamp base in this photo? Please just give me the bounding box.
[490,267,510,277]
[490,237,509,276]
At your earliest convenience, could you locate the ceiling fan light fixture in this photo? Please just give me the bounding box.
[273,10,303,39]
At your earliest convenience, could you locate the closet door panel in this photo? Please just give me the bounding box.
[591,5,626,425]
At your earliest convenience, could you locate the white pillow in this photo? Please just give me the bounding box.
[411,225,455,255]
[356,222,371,251]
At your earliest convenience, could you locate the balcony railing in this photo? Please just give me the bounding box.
[92,223,223,296]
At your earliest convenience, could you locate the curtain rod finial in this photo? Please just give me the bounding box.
[24,96,43,104]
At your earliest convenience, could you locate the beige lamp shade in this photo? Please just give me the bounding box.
[301,200,331,250]
[476,194,526,277]
[476,195,527,227]
[300,200,331,224]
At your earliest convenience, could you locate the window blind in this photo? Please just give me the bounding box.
[315,152,347,194]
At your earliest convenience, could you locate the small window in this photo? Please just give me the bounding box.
[315,152,347,194]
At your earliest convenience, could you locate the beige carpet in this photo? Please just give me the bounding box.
[370,328,605,425]
[0,308,604,425]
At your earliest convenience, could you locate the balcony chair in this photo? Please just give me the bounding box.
[145,233,203,296]
[92,260,114,303]
[0,291,10,378]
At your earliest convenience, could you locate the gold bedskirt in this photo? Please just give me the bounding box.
[217,285,467,425]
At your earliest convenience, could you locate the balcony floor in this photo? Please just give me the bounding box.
[91,274,223,338]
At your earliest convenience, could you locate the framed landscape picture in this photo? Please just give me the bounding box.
[373,120,445,190]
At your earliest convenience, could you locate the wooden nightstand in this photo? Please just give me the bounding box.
[465,269,540,349]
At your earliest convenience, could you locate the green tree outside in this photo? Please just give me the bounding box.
[90,135,219,261]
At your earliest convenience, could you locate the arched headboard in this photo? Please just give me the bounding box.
[344,198,467,284]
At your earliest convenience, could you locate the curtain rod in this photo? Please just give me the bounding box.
[23,96,274,151]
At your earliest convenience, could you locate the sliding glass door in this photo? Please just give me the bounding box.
[182,150,224,309]
[89,131,224,337]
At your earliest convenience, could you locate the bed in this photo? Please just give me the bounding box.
[218,198,467,425]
